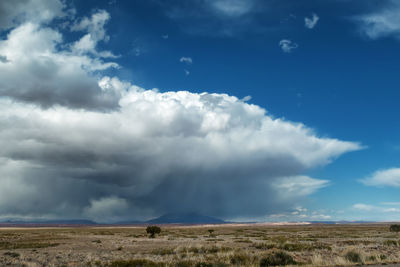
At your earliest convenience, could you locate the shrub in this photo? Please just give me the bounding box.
[175,261,194,267]
[390,224,400,232]
[345,250,362,263]
[384,240,399,246]
[4,252,20,258]
[109,259,162,267]
[146,226,161,238]
[230,253,251,265]
[259,251,296,266]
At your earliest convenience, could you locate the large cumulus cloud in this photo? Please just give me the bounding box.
[0,82,361,221]
[0,0,362,222]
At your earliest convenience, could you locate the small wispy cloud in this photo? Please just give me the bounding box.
[279,39,298,53]
[360,168,400,187]
[353,203,374,211]
[355,0,400,40]
[208,0,255,17]
[353,203,400,213]
[241,95,252,102]
[381,202,400,206]
[267,206,333,222]
[305,13,319,29]
[180,57,193,64]
[162,34,169,39]
[184,69,190,76]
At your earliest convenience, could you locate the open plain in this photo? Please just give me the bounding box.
[1,224,400,266]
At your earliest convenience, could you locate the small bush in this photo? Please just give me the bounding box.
[253,243,276,250]
[384,240,399,246]
[195,263,228,267]
[175,261,194,267]
[345,250,362,263]
[146,226,161,238]
[109,259,162,267]
[390,224,400,232]
[4,251,20,258]
[151,248,175,255]
[259,251,296,266]
[230,252,251,265]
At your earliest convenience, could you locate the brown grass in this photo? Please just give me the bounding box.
[0,224,399,266]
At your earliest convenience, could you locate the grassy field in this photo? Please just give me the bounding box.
[0,224,399,266]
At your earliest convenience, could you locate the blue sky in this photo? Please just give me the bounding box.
[0,0,400,222]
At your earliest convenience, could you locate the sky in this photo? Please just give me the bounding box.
[0,0,399,223]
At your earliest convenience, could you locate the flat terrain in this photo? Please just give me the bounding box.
[0,224,400,266]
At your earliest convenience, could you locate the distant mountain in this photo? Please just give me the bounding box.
[308,221,376,224]
[1,219,97,225]
[146,213,226,224]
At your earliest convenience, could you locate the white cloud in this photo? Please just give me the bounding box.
[241,95,252,102]
[207,0,255,17]
[0,0,68,30]
[353,203,374,211]
[266,206,333,222]
[184,69,190,76]
[70,10,117,58]
[0,79,362,220]
[83,196,128,222]
[279,39,298,53]
[356,1,400,40]
[381,202,400,206]
[273,176,329,197]
[305,13,319,29]
[361,168,400,187]
[353,203,400,214]
[180,57,193,64]
[0,13,119,109]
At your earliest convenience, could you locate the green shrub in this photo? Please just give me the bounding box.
[259,251,296,266]
[151,248,175,255]
[390,224,400,232]
[175,261,194,267]
[195,263,228,267]
[4,251,20,258]
[383,240,399,246]
[230,252,251,265]
[109,259,162,267]
[253,243,276,250]
[146,226,161,238]
[345,250,362,263]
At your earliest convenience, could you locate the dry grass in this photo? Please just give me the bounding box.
[0,224,399,266]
